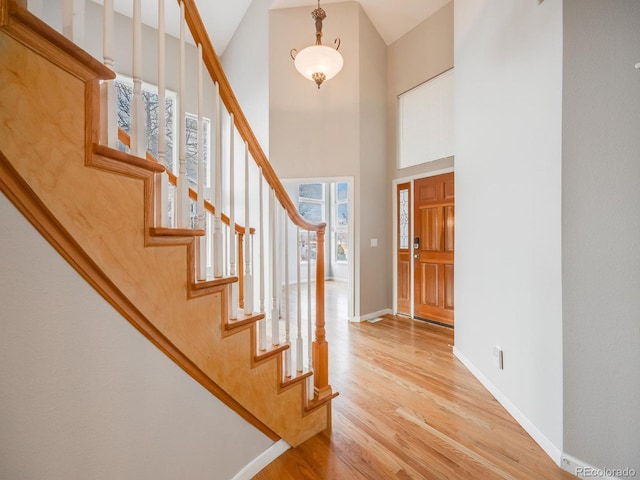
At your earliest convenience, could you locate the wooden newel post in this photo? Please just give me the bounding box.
[313,226,332,400]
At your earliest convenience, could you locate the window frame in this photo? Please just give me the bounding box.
[297,183,326,263]
[332,182,348,264]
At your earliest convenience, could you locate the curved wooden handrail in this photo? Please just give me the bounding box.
[117,127,253,235]
[180,0,325,235]
[178,0,332,404]
[119,2,332,404]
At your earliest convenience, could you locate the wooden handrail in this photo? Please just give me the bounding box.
[180,0,325,235]
[117,127,253,236]
[2,0,333,444]
[117,1,332,403]
[178,0,332,403]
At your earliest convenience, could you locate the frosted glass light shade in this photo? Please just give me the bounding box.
[294,45,344,84]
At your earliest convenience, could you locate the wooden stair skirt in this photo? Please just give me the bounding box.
[0,1,333,447]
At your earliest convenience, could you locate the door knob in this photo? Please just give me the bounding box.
[414,253,420,259]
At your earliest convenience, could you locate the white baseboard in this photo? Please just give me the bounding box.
[559,453,635,480]
[452,347,563,466]
[231,439,290,480]
[352,309,392,323]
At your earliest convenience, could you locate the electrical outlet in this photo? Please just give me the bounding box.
[493,346,504,370]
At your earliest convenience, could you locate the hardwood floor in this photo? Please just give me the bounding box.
[254,282,575,480]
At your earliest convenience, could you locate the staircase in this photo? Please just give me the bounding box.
[0,0,336,448]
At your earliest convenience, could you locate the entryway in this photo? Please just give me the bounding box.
[283,178,354,322]
[395,171,455,327]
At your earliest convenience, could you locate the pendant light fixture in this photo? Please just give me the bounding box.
[290,1,343,89]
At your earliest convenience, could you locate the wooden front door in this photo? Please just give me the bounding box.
[396,182,411,315]
[413,173,454,326]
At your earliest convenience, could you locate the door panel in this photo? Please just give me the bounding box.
[444,206,455,252]
[444,264,454,310]
[414,173,454,326]
[418,262,438,306]
[398,259,411,311]
[444,179,455,200]
[396,183,411,315]
[418,184,439,203]
[420,208,439,251]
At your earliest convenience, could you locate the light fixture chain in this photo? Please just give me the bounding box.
[312,6,326,46]
[290,0,344,89]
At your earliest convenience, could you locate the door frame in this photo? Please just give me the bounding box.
[282,176,355,322]
[392,167,454,318]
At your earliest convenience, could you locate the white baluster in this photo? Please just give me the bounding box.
[307,229,314,401]
[224,223,229,277]
[213,83,223,278]
[283,209,291,377]
[244,142,253,315]
[296,226,303,372]
[155,0,168,228]
[130,0,145,159]
[229,114,238,320]
[63,0,84,46]
[259,168,266,351]
[196,43,206,281]
[250,232,255,308]
[157,0,166,165]
[176,1,189,228]
[270,189,279,346]
[100,0,117,148]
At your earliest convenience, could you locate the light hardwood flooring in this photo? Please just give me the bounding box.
[254,281,575,480]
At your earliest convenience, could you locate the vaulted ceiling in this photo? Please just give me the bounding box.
[269,0,451,47]
[90,0,451,54]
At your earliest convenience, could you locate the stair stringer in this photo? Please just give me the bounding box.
[0,9,329,447]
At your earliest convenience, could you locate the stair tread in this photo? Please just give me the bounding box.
[192,276,237,289]
[305,391,340,413]
[226,311,265,331]
[281,370,312,390]
[254,342,290,364]
[150,227,206,237]
[93,144,165,173]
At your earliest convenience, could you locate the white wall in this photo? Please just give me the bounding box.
[0,194,273,480]
[454,0,564,460]
[562,0,640,471]
[222,0,270,155]
[357,5,390,316]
